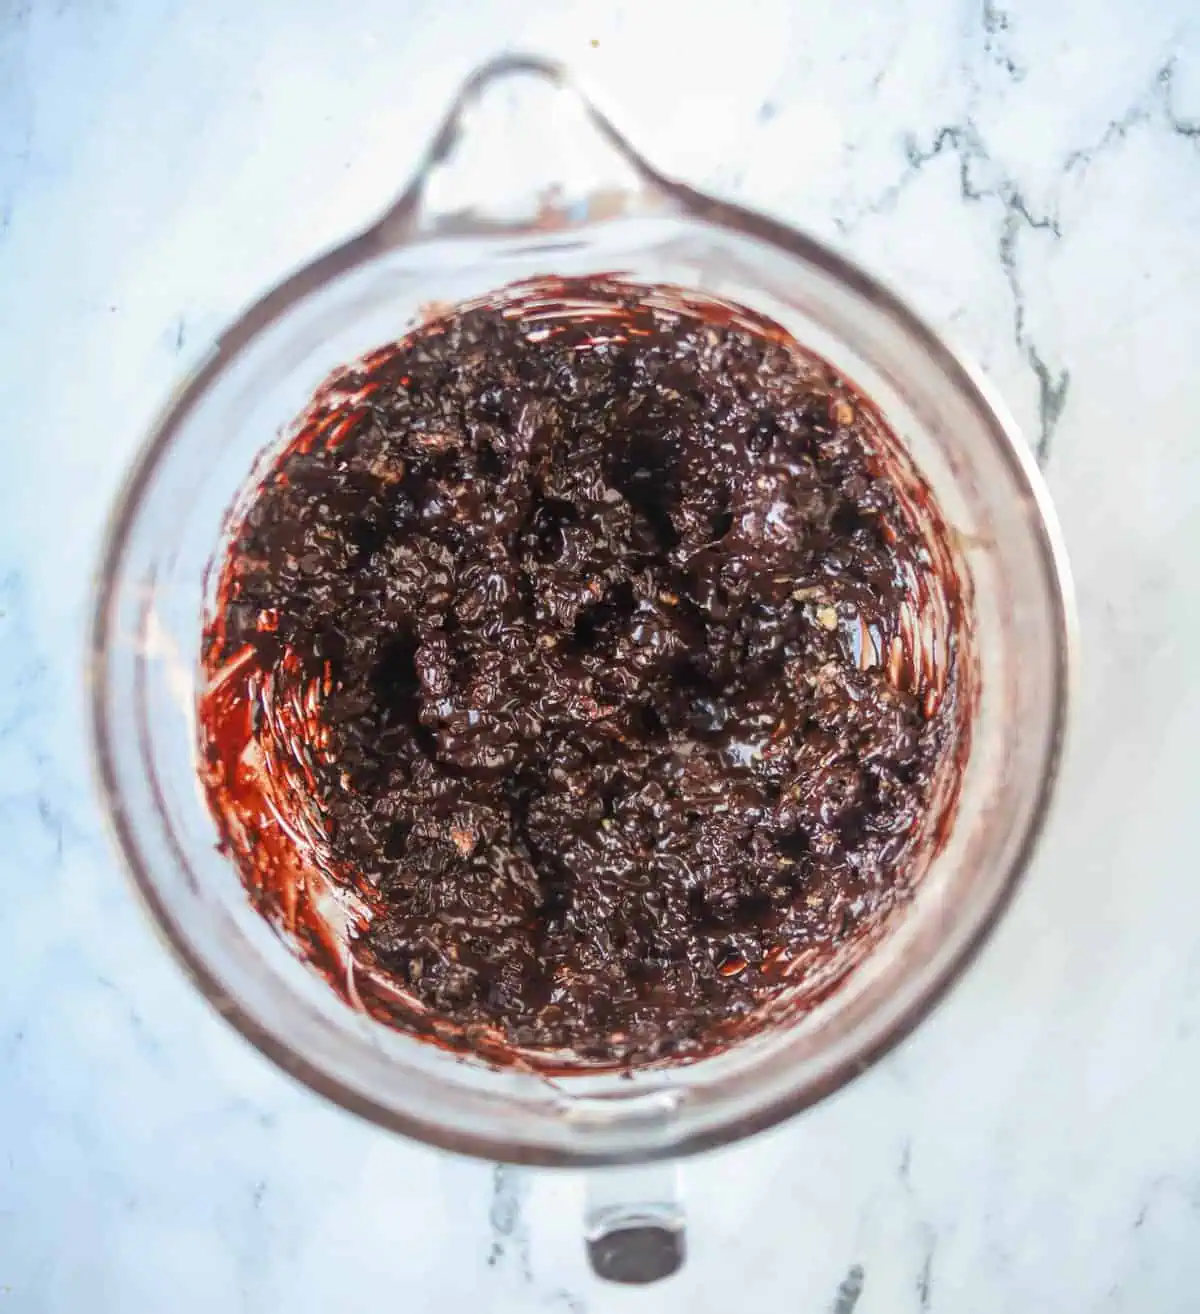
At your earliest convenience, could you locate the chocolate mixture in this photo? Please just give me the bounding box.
[200,277,967,1069]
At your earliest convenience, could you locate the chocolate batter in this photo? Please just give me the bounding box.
[200,277,968,1069]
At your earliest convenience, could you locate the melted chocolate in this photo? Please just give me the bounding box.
[199,277,969,1070]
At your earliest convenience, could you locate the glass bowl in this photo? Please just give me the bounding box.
[90,54,1074,1280]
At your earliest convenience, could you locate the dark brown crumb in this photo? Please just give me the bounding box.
[199,277,964,1069]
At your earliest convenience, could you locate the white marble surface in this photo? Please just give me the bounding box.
[3,0,1200,1309]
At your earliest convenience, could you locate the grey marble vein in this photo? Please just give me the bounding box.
[830,1263,866,1314]
[917,1240,935,1311]
[838,118,1070,463]
[486,1165,533,1280]
[981,0,1024,83]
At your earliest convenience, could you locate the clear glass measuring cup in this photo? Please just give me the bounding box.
[90,56,1074,1283]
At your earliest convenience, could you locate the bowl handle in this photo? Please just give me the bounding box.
[374,54,681,246]
[584,1162,686,1284]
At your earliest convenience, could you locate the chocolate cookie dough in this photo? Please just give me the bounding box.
[200,277,966,1069]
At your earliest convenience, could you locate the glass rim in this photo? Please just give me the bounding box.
[88,54,1077,1166]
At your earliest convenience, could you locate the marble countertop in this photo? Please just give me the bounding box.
[3,1,1199,1309]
